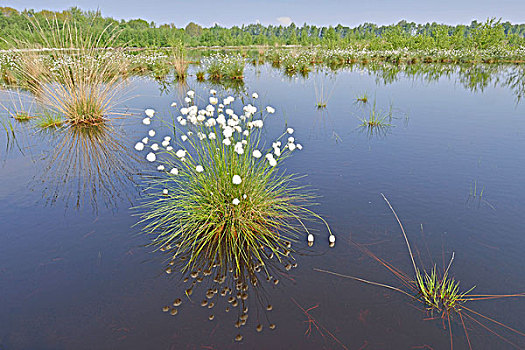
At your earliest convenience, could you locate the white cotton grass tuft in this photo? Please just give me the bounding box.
[252,92,259,99]
[162,189,168,195]
[329,235,336,244]
[151,143,159,151]
[286,128,294,134]
[142,117,151,125]
[134,142,145,151]
[170,168,178,175]
[232,198,240,205]
[307,234,314,246]
[145,109,155,118]
[232,175,242,185]
[146,152,156,162]
[266,106,275,114]
[148,129,156,137]
[252,150,262,158]
[171,102,177,107]
[196,165,204,173]
[157,165,165,171]
[141,137,149,144]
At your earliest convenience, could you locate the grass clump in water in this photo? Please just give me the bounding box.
[135,90,333,282]
[12,16,130,126]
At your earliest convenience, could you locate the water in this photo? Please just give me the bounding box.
[1,63,524,349]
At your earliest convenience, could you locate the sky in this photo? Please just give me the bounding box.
[3,0,525,28]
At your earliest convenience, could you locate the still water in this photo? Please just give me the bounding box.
[1,63,524,349]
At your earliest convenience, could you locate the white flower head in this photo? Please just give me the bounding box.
[184,97,191,104]
[196,165,204,173]
[297,143,303,150]
[166,146,173,151]
[287,128,294,134]
[148,129,156,137]
[145,108,155,118]
[141,137,149,144]
[157,165,165,171]
[210,89,217,95]
[162,189,168,195]
[146,152,156,162]
[223,138,231,146]
[252,92,259,99]
[208,132,216,140]
[151,143,160,151]
[170,168,179,175]
[181,135,188,141]
[269,158,277,167]
[187,90,195,98]
[175,149,186,158]
[134,142,145,151]
[232,175,242,185]
[266,106,275,114]
[252,150,262,158]
[142,117,151,125]
[170,102,177,107]
[329,235,336,243]
[232,198,240,205]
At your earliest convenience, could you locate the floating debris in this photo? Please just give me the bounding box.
[269,323,276,330]
[266,304,273,311]
[162,306,170,312]
[173,298,182,306]
[256,324,263,332]
[201,300,208,307]
[170,308,178,316]
[165,267,173,274]
[209,314,215,321]
[235,334,243,342]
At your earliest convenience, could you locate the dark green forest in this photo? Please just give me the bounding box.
[1,6,525,49]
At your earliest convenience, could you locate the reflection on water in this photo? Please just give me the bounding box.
[36,123,140,211]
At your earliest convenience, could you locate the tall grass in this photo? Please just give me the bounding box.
[171,42,189,81]
[11,16,130,126]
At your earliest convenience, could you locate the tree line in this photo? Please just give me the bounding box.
[1,6,524,50]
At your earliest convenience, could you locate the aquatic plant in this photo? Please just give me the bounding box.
[202,53,245,80]
[316,194,525,349]
[135,91,333,279]
[355,92,369,104]
[134,90,334,340]
[171,42,189,81]
[35,112,65,129]
[11,17,130,126]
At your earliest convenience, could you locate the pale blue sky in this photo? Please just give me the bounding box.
[3,0,524,27]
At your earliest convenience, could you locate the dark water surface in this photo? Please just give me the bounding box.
[1,64,524,349]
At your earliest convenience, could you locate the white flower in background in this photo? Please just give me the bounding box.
[210,89,217,95]
[142,137,149,144]
[232,175,242,185]
[265,153,274,160]
[142,117,151,125]
[297,143,303,150]
[225,108,234,116]
[206,105,215,113]
[157,165,165,171]
[134,142,145,151]
[243,130,249,136]
[274,147,281,157]
[232,198,240,205]
[179,119,187,126]
[170,168,178,175]
[162,140,170,147]
[166,146,173,151]
[252,150,262,158]
[288,136,295,143]
[181,135,188,141]
[223,138,231,146]
[146,152,156,162]
[252,92,259,99]
[184,97,191,104]
[216,114,226,125]
[266,106,275,114]
[234,126,242,133]
[187,90,195,98]
[242,194,247,199]
[187,131,193,136]
[171,102,177,107]
[196,165,204,173]
[243,104,257,115]
[241,140,247,145]
[288,143,296,151]
[164,136,171,142]
[162,189,168,195]
[209,97,218,105]
[176,149,186,158]
[180,107,189,115]
[269,158,277,167]
[145,108,155,118]
[209,132,216,140]
[148,129,156,137]
[151,143,160,151]
[287,128,294,134]
[329,235,336,244]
